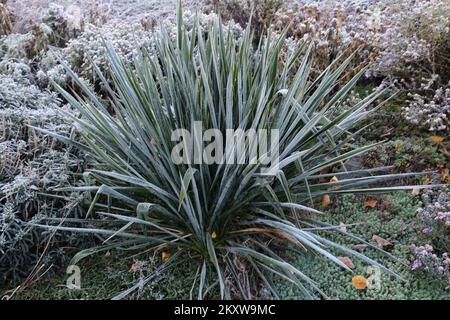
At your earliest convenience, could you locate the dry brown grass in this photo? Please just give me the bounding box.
[0,3,12,35]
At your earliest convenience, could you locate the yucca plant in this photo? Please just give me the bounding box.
[33,6,433,299]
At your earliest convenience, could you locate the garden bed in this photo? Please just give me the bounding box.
[1,0,449,300]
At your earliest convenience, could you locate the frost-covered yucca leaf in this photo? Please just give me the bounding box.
[32,5,433,299]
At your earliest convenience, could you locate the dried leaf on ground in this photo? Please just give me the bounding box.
[353,244,368,252]
[162,251,171,262]
[372,235,392,248]
[364,199,378,208]
[352,275,368,290]
[338,256,355,269]
[322,194,331,208]
[430,135,444,143]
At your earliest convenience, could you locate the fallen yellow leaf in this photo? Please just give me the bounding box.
[211,231,217,240]
[322,194,331,208]
[430,135,444,143]
[442,168,449,183]
[364,199,378,208]
[162,251,171,262]
[352,275,368,290]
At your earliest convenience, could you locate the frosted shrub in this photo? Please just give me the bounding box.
[36,50,69,88]
[0,74,59,110]
[36,63,67,89]
[418,189,450,240]
[371,1,450,130]
[0,202,41,282]
[403,80,450,131]
[411,189,450,286]
[272,1,381,78]
[0,3,84,73]
[269,0,450,85]
[44,11,242,87]
[372,0,450,85]
[36,20,158,88]
[0,33,36,60]
[411,244,450,285]
[271,0,450,130]
[0,74,92,285]
[37,4,84,47]
[63,22,157,82]
[209,0,384,78]
[204,0,283,38]
[0,60,31,79]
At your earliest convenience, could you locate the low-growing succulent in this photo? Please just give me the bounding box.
[276,193,449,299]
[362,135,449,174]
